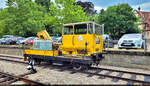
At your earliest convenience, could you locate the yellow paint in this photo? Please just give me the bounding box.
[61,22,103,56]
[24,49,59,56]
[24,22,103,60]
[37,30,52,41]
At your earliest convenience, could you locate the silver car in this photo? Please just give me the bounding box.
[118,33,145,49]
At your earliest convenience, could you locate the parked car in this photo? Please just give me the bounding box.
[55,37,62,44]
[51,36,58,42]
[2,38,12,45]
[113,40,119,44]
[118,33,145,49]
[102,34,114,48]
[16,37,25,45]
[26,37,37,45]
[10,37,18,44]
[3,35,14,38]
[51,36,62,44]
[0,38,5,44]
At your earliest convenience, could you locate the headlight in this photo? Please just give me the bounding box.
[135,40,141,44]
[118,40,122,44]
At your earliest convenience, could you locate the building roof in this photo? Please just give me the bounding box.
[135,10,150,31]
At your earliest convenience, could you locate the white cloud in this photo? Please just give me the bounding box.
[94,6,106,13]
[132,1,150,11]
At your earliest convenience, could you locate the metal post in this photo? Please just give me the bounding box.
[144,38,147,53]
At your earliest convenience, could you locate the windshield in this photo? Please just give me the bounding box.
[64,26,73,35]
[95,24,102,35]
[74,24,87,34]
[122,34,141,39]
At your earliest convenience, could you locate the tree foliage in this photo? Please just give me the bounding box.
[97,4,141,39]
[0,0,46,37]
[45,0,88,34]
[0,0,88,37]
[35,0,51,11]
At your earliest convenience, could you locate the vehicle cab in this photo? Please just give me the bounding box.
[61,21,104,56]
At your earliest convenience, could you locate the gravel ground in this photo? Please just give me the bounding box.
[0,57,150,85]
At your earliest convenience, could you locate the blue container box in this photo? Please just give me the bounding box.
[33,40,52,50]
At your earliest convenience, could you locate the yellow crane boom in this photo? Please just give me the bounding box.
[37,30,53,42]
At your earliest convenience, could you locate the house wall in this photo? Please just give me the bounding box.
[134,10,150,50]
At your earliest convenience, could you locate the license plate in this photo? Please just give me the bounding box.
[124,43,131,45]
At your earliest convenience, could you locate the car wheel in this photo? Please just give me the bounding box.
[118,47,122,49]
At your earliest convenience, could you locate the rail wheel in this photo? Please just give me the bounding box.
[73,63,90,70]
[27,57,37,73]
[47,60,53,65]
[34,59,41,65]
[73,63,82,70]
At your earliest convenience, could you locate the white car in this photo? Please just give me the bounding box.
[51,36,62,45]
[118,33,145,49]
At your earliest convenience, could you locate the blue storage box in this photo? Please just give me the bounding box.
[33,39,52,50]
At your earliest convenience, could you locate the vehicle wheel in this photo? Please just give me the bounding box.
[35,60,41,65]
[118,47,122,49]
[73,63,82,70]
[47,60,53,65]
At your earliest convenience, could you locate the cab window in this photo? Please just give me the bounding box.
[95,25,102,35]
[64,26,73,35]
[88,23,93,34]
[74,24,87,34]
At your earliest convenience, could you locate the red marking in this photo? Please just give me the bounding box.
[70,59,73,63]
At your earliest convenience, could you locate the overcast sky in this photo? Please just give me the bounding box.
[1,0,150,12]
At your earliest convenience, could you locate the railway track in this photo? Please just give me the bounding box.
[0,71,45,85]
[86,67,150,85]
[49,65,150,85]
[1,55,150,85]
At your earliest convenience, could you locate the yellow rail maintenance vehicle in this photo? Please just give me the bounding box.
[23,21,104,71]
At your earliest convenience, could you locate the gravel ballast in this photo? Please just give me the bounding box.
[0,57,150,85]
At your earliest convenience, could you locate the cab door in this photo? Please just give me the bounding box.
[62,25,74,50]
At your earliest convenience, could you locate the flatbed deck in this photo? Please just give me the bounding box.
[24,54,93,65]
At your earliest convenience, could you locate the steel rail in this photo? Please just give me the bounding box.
[0,72,45,85]
[91,67,150,76]
[79,70,150,85]
[0,55,22,60]
[0,58,27,64]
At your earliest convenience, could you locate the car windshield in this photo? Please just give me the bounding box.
[122,34,141,39]
[27,37,35,40]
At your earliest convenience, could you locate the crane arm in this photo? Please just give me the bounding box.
[37,30,53,42]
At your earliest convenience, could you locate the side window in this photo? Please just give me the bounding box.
[88,23,93,34]
[74,24,87,34]
[96,38,100,44]
[64,26,73,35]
[95,25,102,35]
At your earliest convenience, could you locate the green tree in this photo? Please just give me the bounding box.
[45,0,88,35]
[35,0,51,12]
[0,0,46,37]
[97,4,141,39]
